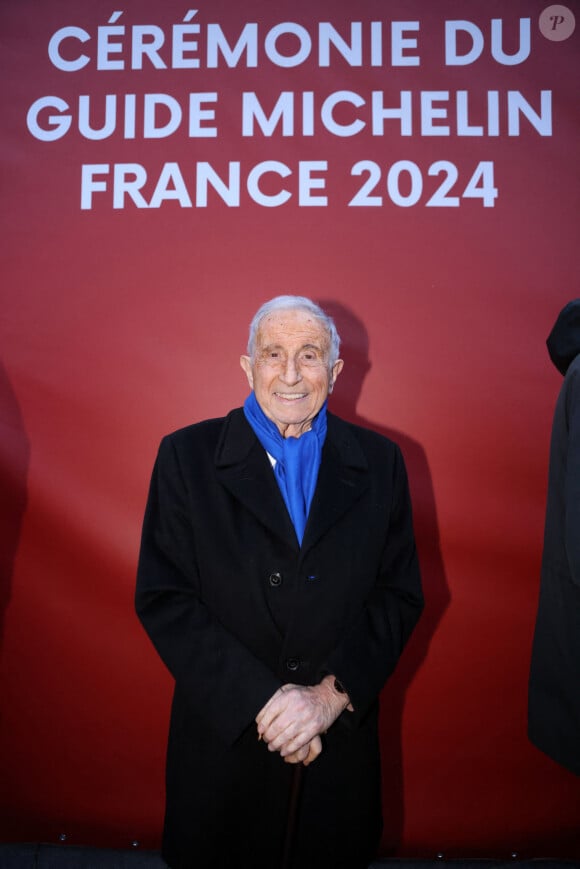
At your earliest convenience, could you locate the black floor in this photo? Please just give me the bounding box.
[0,846,579,869]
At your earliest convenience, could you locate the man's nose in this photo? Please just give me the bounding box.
[279,358,302,384]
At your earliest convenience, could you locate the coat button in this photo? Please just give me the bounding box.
[269,572,283,587]
[286,657,300,672]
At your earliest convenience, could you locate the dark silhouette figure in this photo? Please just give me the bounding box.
[321,300,450,854]
[528,299,580,776]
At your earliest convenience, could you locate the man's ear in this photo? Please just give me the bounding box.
[240,355,253,388]
[329,358,344,393]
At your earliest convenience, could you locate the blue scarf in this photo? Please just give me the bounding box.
[243,391,327,544]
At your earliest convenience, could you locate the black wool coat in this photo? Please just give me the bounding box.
[529,353,580,775]
[136,408,423,869]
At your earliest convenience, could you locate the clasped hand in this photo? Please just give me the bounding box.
[255,676,349,766]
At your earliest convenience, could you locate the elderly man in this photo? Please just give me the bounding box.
[135,295,423,869]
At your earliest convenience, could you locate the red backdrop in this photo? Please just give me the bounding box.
[1,0,579,857]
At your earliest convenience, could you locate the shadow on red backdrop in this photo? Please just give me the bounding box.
[0,360,30,656]
[321,299,450,854]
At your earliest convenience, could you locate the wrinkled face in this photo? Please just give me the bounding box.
[240,308,343,438]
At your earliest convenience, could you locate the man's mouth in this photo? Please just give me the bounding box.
[275,392,307,401]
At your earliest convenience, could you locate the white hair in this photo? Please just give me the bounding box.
[247,295,341,367]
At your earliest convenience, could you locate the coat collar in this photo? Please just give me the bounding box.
[215,408,369,554]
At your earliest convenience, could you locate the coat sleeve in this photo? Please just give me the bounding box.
[565,366,580,586]
[323,443,423,725]
[135,435,281,746]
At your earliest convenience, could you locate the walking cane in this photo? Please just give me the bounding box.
[280,762,304,869]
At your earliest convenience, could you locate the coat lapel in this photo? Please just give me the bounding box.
[301,412,369,553]
[215,409,299,549]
